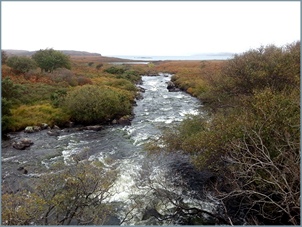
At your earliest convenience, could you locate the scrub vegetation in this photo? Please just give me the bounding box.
[149,41,300,225]
[1,49,143,132]
[1,41,300,225]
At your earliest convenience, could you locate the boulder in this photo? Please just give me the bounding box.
[12,138,34,150]
[24,126,34,133]
[40,123,49,130]
[47,130,60,136]
[135,92,144,100]
[167,81,180,92]
[17,166,28,174]
[33,126,41,132]
[118,115,132,125]
[53,125,60,130]
[25,125,43,133]
[137,86,146,93]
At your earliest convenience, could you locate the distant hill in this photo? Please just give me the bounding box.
[3,49,102,57]
[3,49,141,62]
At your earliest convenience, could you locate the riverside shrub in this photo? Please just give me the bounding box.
[64,85,131,124]
[7,56,37,74]
[159,41,300,225]
[2,161,117,225]
[200,41,300,111]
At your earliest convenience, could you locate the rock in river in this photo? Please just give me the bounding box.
[12,138,34,150]
[166,81,180,92]
[47,130,61,136]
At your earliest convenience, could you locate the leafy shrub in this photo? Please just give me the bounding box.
[7,56,37,74]
[2,98,14,132]
[2,161,117,225]
[32,48,71,73]
[1,77,24,102]
[104,66,126,74]
[117,70,141,83]
[63,85,132,124]
[200,41,300,110]
[104,78,137,92]
[50,89,68,107]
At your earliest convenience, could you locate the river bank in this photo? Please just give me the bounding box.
[2,74,223,225]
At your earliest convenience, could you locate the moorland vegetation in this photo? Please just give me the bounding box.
[150,41,300,225]
[1,41,300,225]
[1,48,143,132]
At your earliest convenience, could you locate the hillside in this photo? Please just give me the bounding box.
[3,49,135,62]
[4,49,102,57]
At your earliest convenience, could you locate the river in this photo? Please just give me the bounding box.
[1,73,220,225]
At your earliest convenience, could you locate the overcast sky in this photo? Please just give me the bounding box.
[1,1,300,56]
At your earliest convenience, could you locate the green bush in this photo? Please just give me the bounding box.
[200,41,300,111]
[32,48,71,73]
[104,78,137,92]
[7,56,37,74]
[2,98,13,132]
[1,77,24,102]
[63,85,132,124]
[104,66,126,74]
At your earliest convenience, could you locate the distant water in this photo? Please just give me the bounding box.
[111,53,234,61]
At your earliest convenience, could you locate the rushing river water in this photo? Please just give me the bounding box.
[2,73,220,225]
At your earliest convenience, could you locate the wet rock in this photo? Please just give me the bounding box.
[24,125,42,133]
[12,138,34,150]
[40,123,49,129]
[24,126,35,133]
[17,166,28,174]
[137,86,146,93]
[53,125,60,130]
[166,81,180,92]
[33,126,41,132]
[118,115,132,125]
[47,130,60,136]
[136,92,144,100]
